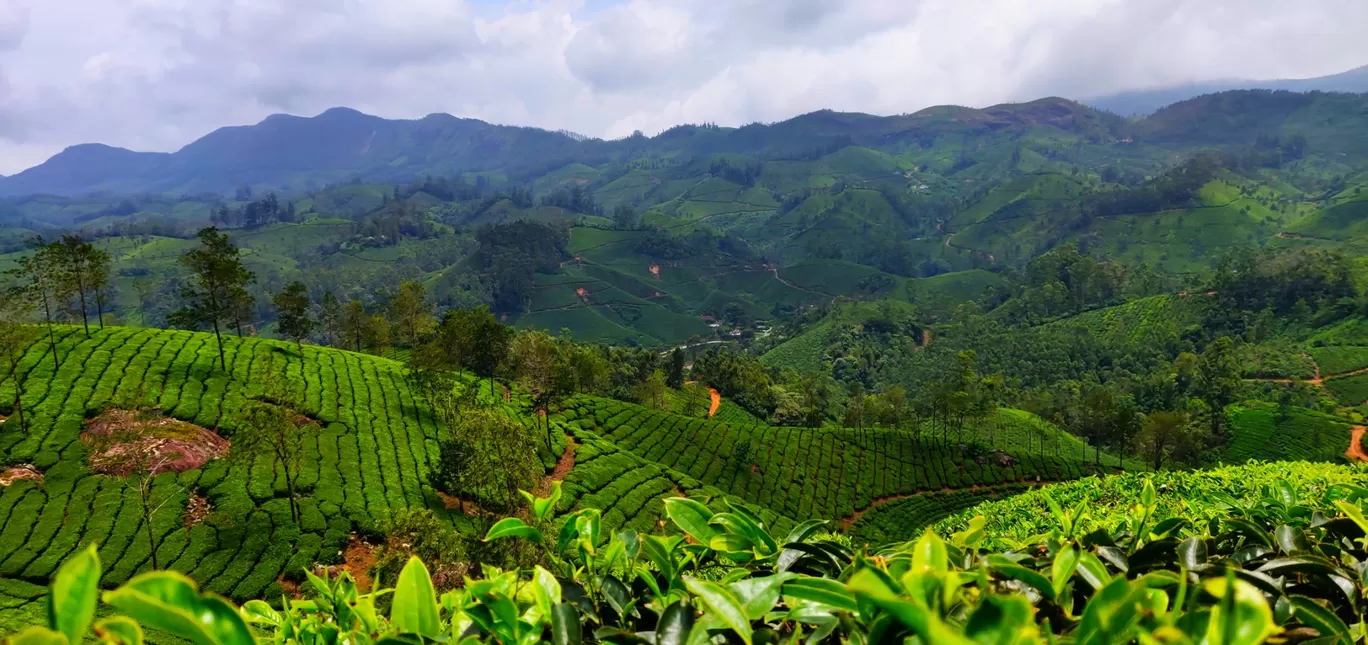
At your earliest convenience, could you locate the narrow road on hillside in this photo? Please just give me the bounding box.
[1348,426,1367,462]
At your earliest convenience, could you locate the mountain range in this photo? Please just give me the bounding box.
[3,67,1367,199]
[1085,64,1368,115]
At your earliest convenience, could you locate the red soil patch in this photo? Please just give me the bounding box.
[1348,426,1368,462]
[340,536,378,592]
[649,263,660,277]
[0,465,42,487]
[184,493,211,529]
[541,438,577,492]
[83,409,230,475]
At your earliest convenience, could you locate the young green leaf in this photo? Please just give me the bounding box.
[6,627,69,645]
[683,577,753,645]
[483,517,544,543]
[391,557,441,639]
[782,576,859,613]
[665,498,720,544]
[48,543,100,645]
[92,616,144,645]
[103,572,256,645]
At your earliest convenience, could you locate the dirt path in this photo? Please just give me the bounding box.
[684,381,722,417]
[545,438,577,487]
[1348,426,1367,462]
[839,480,1059,533]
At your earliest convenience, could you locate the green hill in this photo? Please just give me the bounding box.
[0,326,564,633]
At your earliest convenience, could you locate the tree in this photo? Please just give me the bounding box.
[467,308,512,396]
[55,235,112,334]
[171,228,255,370]
[5,237,69,369]
[682,381,711,418]
[509,330,562,448]
[1136,411,1193,470]
[636,369,669,411]
[666,348,686,389]
[272,281,314,350]
[429,406,541,512]
[388,281,434,347]
[320,291,344,347]
[0,299,35,434]
[234,398,312,523]
[1198,337,1241,436]
[342,300,368,353]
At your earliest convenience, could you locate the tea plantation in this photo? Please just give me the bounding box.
[0,326,564,633]
[555,395,1108,524]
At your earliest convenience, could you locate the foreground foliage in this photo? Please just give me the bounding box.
[12,467,1368,644]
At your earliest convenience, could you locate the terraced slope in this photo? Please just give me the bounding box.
[0,326,563,633]
[556,396,1107,529]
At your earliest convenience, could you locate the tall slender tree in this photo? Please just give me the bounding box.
[5,237,69,369]
[388,281,433,347]
[272,281,314,351]
[170,227,255,370]
[55,235,112,335]
[320,291,344,347]
[342,300,368,353]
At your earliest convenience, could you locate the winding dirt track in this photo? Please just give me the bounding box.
[1347,426,1367,462]
[684,381,722,417]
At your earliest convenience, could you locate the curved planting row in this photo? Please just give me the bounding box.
[554,417,796,538]
[557,395,1102,524]
[0,326,543,627]
[846,485,1032,546]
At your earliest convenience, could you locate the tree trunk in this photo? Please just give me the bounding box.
[76,277,90,336]
[7,351,23,434]
[143,491,159,570]
[41,289,59,370]
[212,318,226,371]
[95,292,105,330]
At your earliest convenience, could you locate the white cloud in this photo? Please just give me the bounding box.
[0,0,1364,175]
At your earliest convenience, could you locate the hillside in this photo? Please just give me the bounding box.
[0,324,1154,631]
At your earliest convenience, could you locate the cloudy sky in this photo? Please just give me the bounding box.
[0,0,1364,175]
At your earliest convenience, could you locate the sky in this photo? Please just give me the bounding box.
[0,0,1365,175]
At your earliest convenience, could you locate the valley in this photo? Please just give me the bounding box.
[4,87,1368,642]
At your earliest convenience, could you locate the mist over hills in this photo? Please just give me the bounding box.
[1086,64,1368,115]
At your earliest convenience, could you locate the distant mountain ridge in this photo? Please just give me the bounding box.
[4,87,1368,198]
[1086,65,1368,115]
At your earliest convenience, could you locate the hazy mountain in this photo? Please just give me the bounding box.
[3,90,1366,198]
[1086,64,1368,115]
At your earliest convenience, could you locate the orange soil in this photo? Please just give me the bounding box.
[1348,426,1368,462]
[340,536,378,592]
